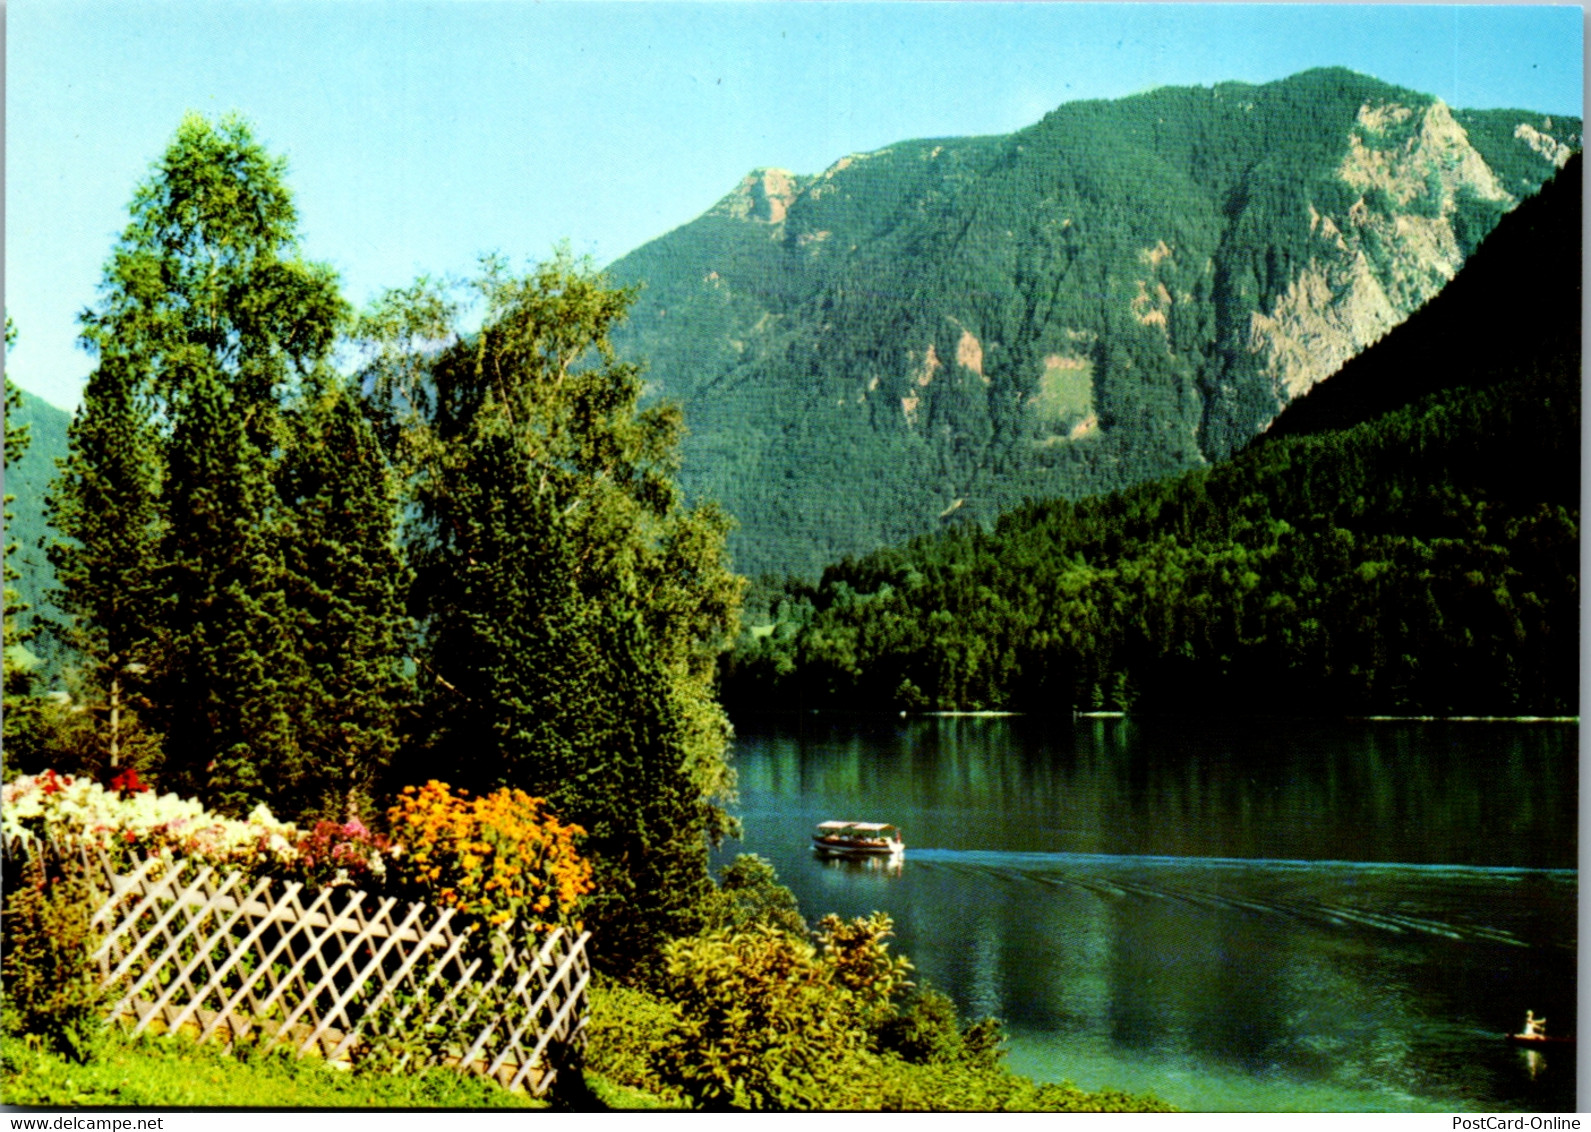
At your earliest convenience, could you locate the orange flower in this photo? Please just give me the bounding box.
[386,780,592,933]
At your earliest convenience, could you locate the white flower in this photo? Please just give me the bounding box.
[6,767,313,873]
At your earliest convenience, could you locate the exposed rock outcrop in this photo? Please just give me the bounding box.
[1248,98,1517,408]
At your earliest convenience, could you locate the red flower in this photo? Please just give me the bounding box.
[110,767,149,795]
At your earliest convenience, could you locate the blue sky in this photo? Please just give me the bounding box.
[6,1,1584,412]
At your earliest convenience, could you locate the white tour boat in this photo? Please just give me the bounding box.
[811,820,905,859]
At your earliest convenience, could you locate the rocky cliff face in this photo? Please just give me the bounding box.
[1248,98,1518,406]
[608,69,1578,578]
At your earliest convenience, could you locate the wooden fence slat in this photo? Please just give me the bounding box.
[388,916,480,1035]
[253,887,370,1042]
[419,946,486,1033]
[134,873,274,1037]
[163,876,279,1037]
[197,882,327,1046]
[505,932,589,1089]
[105,864,227,1018]
[90,856,169,948]
[485,929,569,1079]
[304,898,427,1057]
[456,927,562,1073]
[511,958,590,1093]
[98,860,203,980]
[322,903,457,1063]
[479,959,544,1078]
[175,874,240,1025]
[267,892,395,1056]
[447,937,515,1046]
[265,886,326,1025]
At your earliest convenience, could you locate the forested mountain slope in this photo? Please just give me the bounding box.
[609,68,1578,577]
[3,388,71,671]
[722,155,1581,717]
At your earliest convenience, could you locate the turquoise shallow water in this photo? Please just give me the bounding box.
[721,714,1579,1112]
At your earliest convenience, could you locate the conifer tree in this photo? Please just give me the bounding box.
[4,318,46,763]
[5,319,32,649]
[56,113,407,815]
[45,349,163,778]
[277,377,413,819]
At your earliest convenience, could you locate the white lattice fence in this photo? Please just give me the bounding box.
[20,842,591,1096]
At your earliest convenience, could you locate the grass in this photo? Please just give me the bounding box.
[0,1030,549,1109]
[582,1075,679,1110]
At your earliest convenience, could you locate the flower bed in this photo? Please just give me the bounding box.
[385,781,592,931]
[2,772,589,927]
[2,769,299,872]
[3,772,595,1096]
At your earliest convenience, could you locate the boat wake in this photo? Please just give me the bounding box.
[902,849,1575,949]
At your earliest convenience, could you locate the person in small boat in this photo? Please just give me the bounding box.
[1521,1011,1547,1039]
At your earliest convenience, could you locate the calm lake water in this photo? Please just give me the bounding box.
[719,714,1578,1112]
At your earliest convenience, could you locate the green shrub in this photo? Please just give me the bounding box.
[960,1016,1006,1070]
[874,985,1007,1070]
[650,910,1174,1112]
[705,853,806,936]
[813,912,912,1031]
[1,852,107,1062]
[583,977,683,1103]
[654,923,873,1110]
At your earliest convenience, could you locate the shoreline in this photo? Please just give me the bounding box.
[752,708,1580,724]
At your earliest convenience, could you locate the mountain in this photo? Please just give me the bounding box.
[721,154,1581,716]
[4,386,71,677]
[607,67,1579,578]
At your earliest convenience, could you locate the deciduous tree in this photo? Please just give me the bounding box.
[366,253,743,968]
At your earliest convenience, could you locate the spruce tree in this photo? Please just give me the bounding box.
[56,113,406,815]
[155,363,302,811]
[277,377,413,819]
[4,318,45,764]
[44,350,163,778]
[5,320,32,649]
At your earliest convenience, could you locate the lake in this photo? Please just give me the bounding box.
[719,713,1578,1112]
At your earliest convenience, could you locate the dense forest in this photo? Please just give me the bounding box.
[1,381,68,677]
[723,155,1581,717]
[609,67,1579,577]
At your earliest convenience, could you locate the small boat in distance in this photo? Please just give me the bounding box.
[1507,1031,1574,1047]
[812,821,905,859]
[1507,1011,1573,1047]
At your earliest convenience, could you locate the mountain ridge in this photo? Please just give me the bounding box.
[607,67,1578,578]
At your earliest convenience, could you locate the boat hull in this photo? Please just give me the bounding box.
[811,838,903,859]
[1506,1034,1574,1047]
